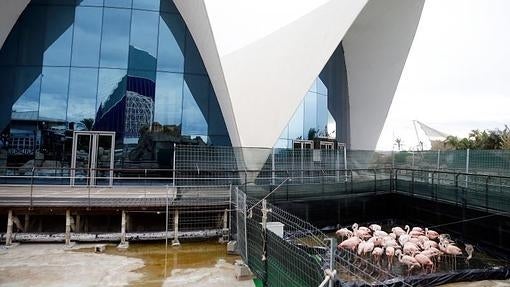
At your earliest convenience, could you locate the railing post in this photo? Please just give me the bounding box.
[431,171,436,201]
[172,143,176,187]
[30,167,35,207]
[485,176,490,212]
[455,174,459,206]
[411,170,415,196]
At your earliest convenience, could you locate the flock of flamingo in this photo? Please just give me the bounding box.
[336,223,474,273]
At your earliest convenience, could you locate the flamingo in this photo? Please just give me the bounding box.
[352,223,371,239]
[338,236,361,252]
[392,226,406,237]
[403,242,420,256]
[369,224,382,232]
[412,227,424,233]
[415,253,434,272]
[336,228,353,240]
[372,247,384,265]
[385,246,396,269]
[425,228,439,240]
[363,240,375,256]
[465,244,474,264]
[396,250,421,273]
[374,230,389,237]
[440,240,462,269]
[369,236,384,247]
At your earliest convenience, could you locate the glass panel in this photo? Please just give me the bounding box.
[317,95,328,136]
[13,67,42,114]
[0,25,19,66]
[39,67,69,122]
[184,30,207,75]
[67,68,98,127]
[317,77,328,95]
[77,0,104,6]
[0,67,16,131]
[288,101,304,140]
[72,6,103,67]
[124,71,156,143]
[132,0,159,11]
[154,72,183,127]
[160,0,178,13]
[303,92,317,139]
[43,6,74,66]
[95,134,113,185]
[327,111,336,138]
[129,10,158,71]
[104,0,132,8]
[17,6,46,66]
[181,75,208,136]
[207,85,228,136]
[95,68,127,133]
[100,8,131,69]
[308,78,318,93]
[74,134,92,185]
[157,13,185,72]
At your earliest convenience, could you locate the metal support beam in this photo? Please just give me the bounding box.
[65,209,71,246]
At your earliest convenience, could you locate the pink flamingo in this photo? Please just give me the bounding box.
[415,253,434,272]
[385,246,396,269]
[372,247,384,265]
[396,250,421,273]
[392,226,406,237]
[425,228,439,240]
[338,236,361,252]
[336,228,353,240]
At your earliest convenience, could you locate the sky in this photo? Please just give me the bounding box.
[376,0,510,151]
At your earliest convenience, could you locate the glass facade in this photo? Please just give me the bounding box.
[0,0,230,170]
[276,78,337,148]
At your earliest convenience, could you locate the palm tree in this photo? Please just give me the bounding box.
[80,118,94,131]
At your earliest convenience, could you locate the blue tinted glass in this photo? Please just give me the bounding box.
[0,25,19,66]
[154,72,183,126]
[0,68,16,128]
[207,85,228,136]
[317,77,328,95]
[39,67,69,121]
[43,6,74,66]
[132,0,159,11]
[303,92,317,138]
[181,75,208,136]
[72,6,103,67]
[17,6,46,66]
[77,0,104,6]
[317,95,328,133]
[129,10,158,70]
[288,101,304,140]
[184,30,207,75]
[160,0,178,13]
[275,139,290,149]
[279,125,289,140]
[157,13,185,72]
[96,68,127,112]
[327,111,336,138]
[208,136,230,146]
[308,79,318,93]
[12,68,41,114]
[67,68,98,124]
[104,0,132,8]
[100,8,131,68]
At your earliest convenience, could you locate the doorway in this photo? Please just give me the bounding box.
[70,131,115,186]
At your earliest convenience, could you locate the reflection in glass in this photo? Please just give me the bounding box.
[77,0,104,7]
[96,68,127,111]
[43,6,74,66]
[317,95,328,134]
[184,30,207,75]
[181,75,208,136]
[157,13,185,72]
[303,92,317,138]
[133,0,159,11]
[317,77,328,95]
[288,101,304,140]
[129,10,158,71]
[104,0,132,8]
[17,5,46,66]
[67,68,98,125]
[39,67,70,121]
[100,8,131,69]
[13,68,42,114]
[72,6,103,67]
[154,72,183,127]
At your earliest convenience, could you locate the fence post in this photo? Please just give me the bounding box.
[271,149,275,186]
[465,148,470,188]
[485,176,490,212]
[437,150,441,170]
[172,143,177,187]
[412,152,415,169]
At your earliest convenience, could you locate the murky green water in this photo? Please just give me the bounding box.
[77,241,240,287]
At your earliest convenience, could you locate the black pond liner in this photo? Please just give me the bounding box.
[336,266,510,287]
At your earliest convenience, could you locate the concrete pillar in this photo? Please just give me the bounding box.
[6,210,13,246]
[75,214,80,233]
[121,210,126,244]
[117,211,129,249]
[220,209,229,243]
[172,209,180,246]
[24,214,29,233]
[65,209,71,246]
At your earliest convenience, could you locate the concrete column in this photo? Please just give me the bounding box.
[220,209,229,243]
[120,210,126,244]
[65,210,71,246]
[6,210,13,246]
[75,214,80,233]
[24,214,29,233]
[172,209,180,246]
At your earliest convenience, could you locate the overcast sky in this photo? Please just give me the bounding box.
[376,0,510,150]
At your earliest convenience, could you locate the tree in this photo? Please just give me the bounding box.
[80,118,94,131]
